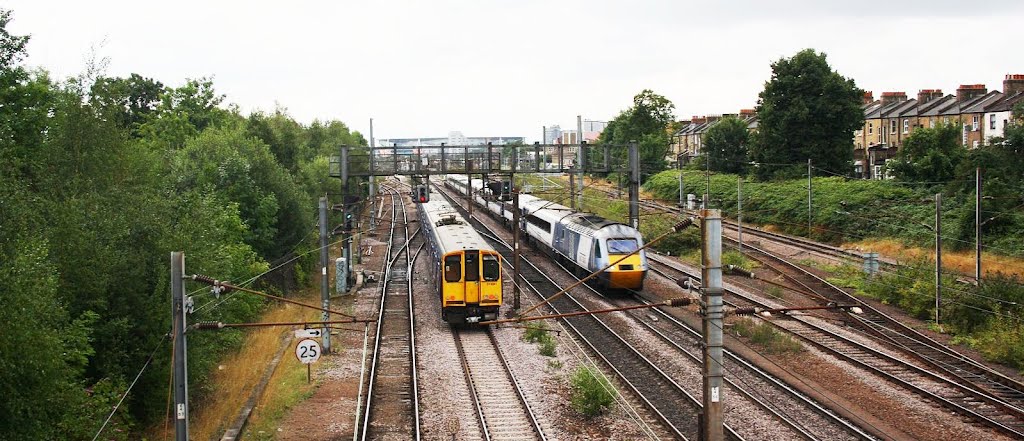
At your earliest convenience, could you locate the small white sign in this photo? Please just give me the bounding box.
[177,403,185,419]
[295,338,322,364]
[294,329,322,338]
[711,386,720,403]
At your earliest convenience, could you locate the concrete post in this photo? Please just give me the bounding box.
[700,202,724,441]
[171,252,189,441]
[737,177,743,254]
[935,192,942,326]
[976,167,982,282]
[628,141,640,229]
[319,197,331,352]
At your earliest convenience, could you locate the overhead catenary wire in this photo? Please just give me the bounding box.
[93,336,167,441]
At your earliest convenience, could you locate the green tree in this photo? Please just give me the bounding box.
[751,49,864,180]
[889,122,965,183]
[89,73,164,135]
[137,77,229,149]
[702,116,751,174]
[598,89,676,179]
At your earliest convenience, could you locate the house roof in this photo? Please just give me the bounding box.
[920,95,958,117]
[984,91,1024,113]
[961,91,1003,114]
[890,99,920,118]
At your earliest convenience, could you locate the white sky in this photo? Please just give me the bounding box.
[5,0,1023,142]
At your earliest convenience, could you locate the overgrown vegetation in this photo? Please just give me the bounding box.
[731,318,804,354]
[0,10,366,438]
[523,322,558,357]
[569,366,617,417]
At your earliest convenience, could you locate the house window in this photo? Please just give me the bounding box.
[868,123,873,135]
[991,114,997,130]
[972,115,980,132]
[930,119,935,128]
[903,119,909,134]
[890,120,897,134]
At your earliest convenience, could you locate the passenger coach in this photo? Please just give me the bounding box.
[418,195,503,324]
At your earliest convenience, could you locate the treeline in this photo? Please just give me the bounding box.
[0,11,363,439]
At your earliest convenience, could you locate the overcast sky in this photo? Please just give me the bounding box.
[5,0,1023,142]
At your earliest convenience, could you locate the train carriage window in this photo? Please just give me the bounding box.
[464,251,479,281]
[483,254,499,281]
[444,255,461,282]
[607,238,639,253]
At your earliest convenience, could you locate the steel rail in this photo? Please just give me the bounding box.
[359,185,422,441]
[452,327,546,441]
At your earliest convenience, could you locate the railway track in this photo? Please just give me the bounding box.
[434,182,741,441]
[649,253,1024,439]
[359,186,423,441]
[589,185,896,270]
[453,327,547,441]
[544,256,871,440]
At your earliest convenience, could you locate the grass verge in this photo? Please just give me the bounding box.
[183,290,320,440]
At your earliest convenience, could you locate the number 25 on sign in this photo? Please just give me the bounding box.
[295,338,321,364]
[295,338,321,384]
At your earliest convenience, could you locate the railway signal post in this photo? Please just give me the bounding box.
[700,204,725,441]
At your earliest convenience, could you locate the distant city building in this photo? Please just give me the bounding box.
[378,131,524,148]
[544,125,562,144]
[552,120,606,145]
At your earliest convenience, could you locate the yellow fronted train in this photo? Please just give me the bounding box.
[417,189,503,324]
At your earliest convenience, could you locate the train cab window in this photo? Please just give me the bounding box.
[607,238,639,253]
[483,254,500,281]
[444,255,461,282]
[594,241,602,258]
[464,251,479,281]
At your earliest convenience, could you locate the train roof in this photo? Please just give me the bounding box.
[421,197,494,254]
[563,212,621,230]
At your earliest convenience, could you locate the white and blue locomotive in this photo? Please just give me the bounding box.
[445,175,647,290]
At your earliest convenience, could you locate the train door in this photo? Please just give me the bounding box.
[464,250,480,304]
[443,253,463,305]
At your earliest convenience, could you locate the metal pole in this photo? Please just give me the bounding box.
[628,141,640,229]
[700,203,724,441]
[369,119,376,230]
[705,147,711,207]
[341,146,353,288]
[512,164,521,311]
[737,177,743,254]
[569,167,576,210]
[577,115,583,210]
[807,158,812,236]
[936,192,942,326]
[319,197,331,352]
[678,159,684,208]
[171,252,189,441]
[976,167,982,282]
[542,125,547,144]
[467,158,473,220]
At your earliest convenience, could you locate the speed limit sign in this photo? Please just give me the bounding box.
[295,338,321,364]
